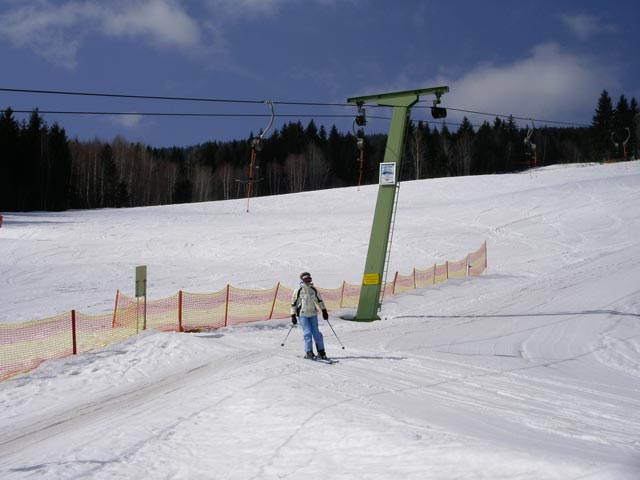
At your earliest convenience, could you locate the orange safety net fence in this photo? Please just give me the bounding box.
[1,242,487,381]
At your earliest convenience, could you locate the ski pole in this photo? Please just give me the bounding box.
[280,324,295,347]
[325,317,345,349]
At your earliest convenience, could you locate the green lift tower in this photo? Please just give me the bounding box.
[347,86,449,321]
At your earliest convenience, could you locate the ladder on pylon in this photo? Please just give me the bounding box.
[378,182,401,310]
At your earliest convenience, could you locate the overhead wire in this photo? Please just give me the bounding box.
[1,86,591,129]
[0,87,263,104]
[0,87,351,107]
[7,110,383,119]
[414,102,590,128]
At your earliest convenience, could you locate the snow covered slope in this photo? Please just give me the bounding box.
[1,162,639,479]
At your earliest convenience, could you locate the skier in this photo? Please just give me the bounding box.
[291,272,329,360]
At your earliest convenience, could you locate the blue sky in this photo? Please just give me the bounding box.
[0,0,637,147]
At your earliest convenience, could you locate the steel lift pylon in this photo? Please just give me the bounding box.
[347,86,449,321]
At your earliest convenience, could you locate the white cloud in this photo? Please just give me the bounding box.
[560,13,616,41]
[204,0,290,19]
[100,1,202,49]
[0,1,95,68]
[433,43,617,127]
[109,113,145,129]
[203,0,355,19]
[0,0,204,68]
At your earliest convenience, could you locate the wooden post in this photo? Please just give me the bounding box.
[484,241,488,271]
[71,310,77,355]
[178,290,183,332]
[268,283,280,320]
[111,289,119,328]
[224,284,230,327]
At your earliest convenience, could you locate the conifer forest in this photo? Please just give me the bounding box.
[1,90,638,212]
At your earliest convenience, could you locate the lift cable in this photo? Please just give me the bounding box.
[0,87,350,107]
[6,109,393,120]
[6,108,581,135]
[414,103,590,128]
[2,87,592,129]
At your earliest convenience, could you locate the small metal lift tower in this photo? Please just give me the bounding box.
[347,86,449,321]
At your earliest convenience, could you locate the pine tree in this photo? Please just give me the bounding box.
[47,123,72,211]
[474,121,496,174]
[631,98,639,159]
[101,143,120,208]
[592,90,615,161]
[614,95,631,129]
[434,123,452,177]
[304,119,319,145]
[280,121,305,155]
[327,125,345,183]
[21,110,48,210]
[318,125,328,145]
[0,109,21,210]
[503,115,519,172]
[613,95,633,160]
[454,117,475,176]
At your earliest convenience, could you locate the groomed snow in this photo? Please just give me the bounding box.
[1,161,640,479]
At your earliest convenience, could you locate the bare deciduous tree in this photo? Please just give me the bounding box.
[454,132,474,176]
[265,160,284,196]
[285,153,306,193]
[408,122,426,179]
[193,164,213,202]
[305,143,330,190]
[214,163,235,200]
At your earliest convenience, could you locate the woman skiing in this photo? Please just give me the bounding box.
[291,272,329,359]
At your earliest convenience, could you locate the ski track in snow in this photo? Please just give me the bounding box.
[1,162,640,478]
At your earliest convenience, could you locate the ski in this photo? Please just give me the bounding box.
[303,356,339,364]
[317,358,339,364]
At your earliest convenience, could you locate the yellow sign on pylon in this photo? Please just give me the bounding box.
[363,273,380,285]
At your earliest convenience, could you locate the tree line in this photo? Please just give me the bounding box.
[1,90,638,212]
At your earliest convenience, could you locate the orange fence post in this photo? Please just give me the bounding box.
[71,310,77,355]
[224,284,230,327]
[446,261,449,279]
[484,241,488,271]
[392,271,399,295]
[268,283,280,320]
[178,290,183,332]
[339,281,346,308]
[112,289,119,328]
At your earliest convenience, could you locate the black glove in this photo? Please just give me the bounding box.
[291,314,297,325]
[322,309,328,320]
